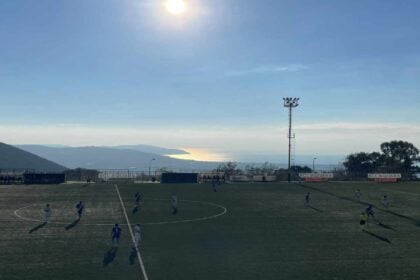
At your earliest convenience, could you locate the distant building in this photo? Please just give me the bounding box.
[64,168,100,182]
[161,172,198,184]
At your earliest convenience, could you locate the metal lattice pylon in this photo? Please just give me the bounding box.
[291,132,296,166]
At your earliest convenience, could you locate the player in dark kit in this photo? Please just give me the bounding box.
[304,192,310,207]
[134,192,142,210]
[212,176,217,192]
[75,201,84,220]
[171,193,178,215]
[365,205,375,220]
[111,224,122,248]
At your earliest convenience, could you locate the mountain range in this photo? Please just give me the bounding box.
[109,145,188,155]
[0,143,67,172]
[1,143,341,173]
[16,145,220,171]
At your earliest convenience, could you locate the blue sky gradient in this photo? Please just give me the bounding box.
[1,0,420,162]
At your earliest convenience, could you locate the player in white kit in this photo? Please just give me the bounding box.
[355,189,362,201]
[382,195,389,209]
[43,204,52,223]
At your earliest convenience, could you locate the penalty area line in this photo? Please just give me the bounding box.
[114,184,149,280]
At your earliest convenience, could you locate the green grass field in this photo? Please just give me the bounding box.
[1,181,420,280]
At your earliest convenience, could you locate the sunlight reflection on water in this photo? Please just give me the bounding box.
[167,148,228,162]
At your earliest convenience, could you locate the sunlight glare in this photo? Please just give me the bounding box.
[167,148,227,162]
[164,0,187,16]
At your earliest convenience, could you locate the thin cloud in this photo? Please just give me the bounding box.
[136,0,155,7]
[295,122,420,131]
[225,64,309,77]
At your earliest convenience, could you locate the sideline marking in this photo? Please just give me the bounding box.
[14,200,227,226]
[115,184,149,280]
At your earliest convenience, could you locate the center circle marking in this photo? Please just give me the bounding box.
[14,198,227,226]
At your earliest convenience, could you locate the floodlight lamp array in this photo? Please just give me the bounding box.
[283,97,300,107]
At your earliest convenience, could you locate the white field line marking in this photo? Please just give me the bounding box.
[13,205,122,226]
[142,199,228,225]
[114,184,149,280]
[14,200,227,226]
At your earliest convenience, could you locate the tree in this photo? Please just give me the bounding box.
[260,162,277,175]
[156,167,172,173]
[380,141,419,172]
[245,162,277,176]
[290,165,312,173]
[343,141,420,179]
[245,164,260,176]
[343,152,381,176]
[216,162,242,176]
[369,152,384,170]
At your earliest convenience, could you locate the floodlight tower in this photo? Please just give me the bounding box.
[283,97,300,183]
[148,158,156,179]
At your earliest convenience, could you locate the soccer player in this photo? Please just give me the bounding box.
[365,204,375,220]
[216,175,221,185]
[360,212,368,231]
[171,193,178,215]
[111,224,122,248]
[75,201,84,220]
[134,224,141,249]
[304,192,310,207]
[43,204,52,223]
[212,176,217,192]
[135,192,142,209]
[355,189,362,201]
[382,195,389,209]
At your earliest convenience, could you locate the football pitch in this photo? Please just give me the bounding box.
[1,181,420,280]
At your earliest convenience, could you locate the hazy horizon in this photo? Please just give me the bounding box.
[11,142,357,166]
[2,122,419,163]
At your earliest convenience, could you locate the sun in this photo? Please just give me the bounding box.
[164,0,187,16]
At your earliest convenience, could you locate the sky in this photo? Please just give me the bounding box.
[1,0,420,163]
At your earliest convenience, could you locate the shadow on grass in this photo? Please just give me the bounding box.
[129,248,137,265]
[29,222,47,233]
[132,207,138,214]
[308,206,323,213]
[103,248,117,266]
[377,222,396,231]
[65,219,80,230]
[363,230,391,243]
[382,209,419,224]
[298,183,420,227]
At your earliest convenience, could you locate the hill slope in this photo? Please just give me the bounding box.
[17,145,219,171]
[111,145,188,155]
[0,143,67,172]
